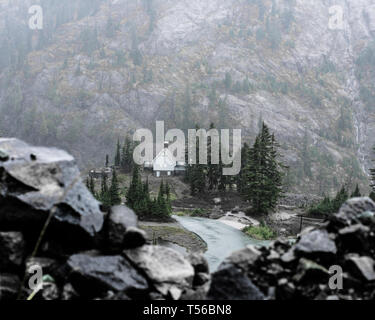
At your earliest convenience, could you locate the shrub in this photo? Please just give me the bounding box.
[243,223,276,240]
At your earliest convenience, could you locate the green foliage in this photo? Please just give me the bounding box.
[243,222,276,240]
[126,167,171,220]
[109,169,121,205]
[351,184,361,198]
[241,123,286,215]
[121,136,135,173]
[185,123,232,195]
[114,139,121,167]
[308,186,349,216]
[99,171,111,209]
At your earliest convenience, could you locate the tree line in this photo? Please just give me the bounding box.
[186,122,286,215]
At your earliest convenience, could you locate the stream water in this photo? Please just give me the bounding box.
[173,215,269,272]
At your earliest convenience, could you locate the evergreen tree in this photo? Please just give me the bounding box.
[189,126,206,196]
[100,171,111,208]
[121,136,134,173]
[89,176,96,197]
[237,142,251,194]
[109,169,121,205]
[114,139,121,167]
[207,123,220,191]
[351,184,361,198]
[126,165,143,211]
[242,123,285,214]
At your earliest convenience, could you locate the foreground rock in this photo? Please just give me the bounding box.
[0,232,25,272]
[0,138,103,249]
[210,197,375,300]
[0,139,209,301]
[65,254,149,298]
[124,245,195,296]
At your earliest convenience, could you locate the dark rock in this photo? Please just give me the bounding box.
[219,245,261,272]
[100,291,131,300]
[66,254,149,298]
[40,282,60,300]
[194,272,211,287]
[181,286,209,300]
[0,231,25,272]
[0,138,103,249]
[346,256,375,282]
[276,278,295,300]
[295,229,337,258]
[207,265,266,300]
[0,274,20,300]
[293,258,329,284]
[333,197,375,226]
[123,227,147,249]
[281,248,297,264]
[107,205,138,250]
[25,257,58,276]
[61,283,79,300]
[338,224,370,252]
[124,245,194,296]
[186,252,210,274]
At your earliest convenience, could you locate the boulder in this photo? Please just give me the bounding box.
[219,245,261,272]
[293,258,329,284]
[0,231,25,272]
[0,274,20,300]
[346,256,375,282]
[295,229,337,258]
[338,224,370,252]
[186,252,209,274]
[0,138,103,248]
[61,283,79,300]
[66,253,149,298]
[207,266,266,300]
[333,197,375,227]
[106,205,138,250]
[123,227,147,249]
[124,245,194,295]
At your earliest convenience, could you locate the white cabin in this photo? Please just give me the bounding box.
[153,147,176,177]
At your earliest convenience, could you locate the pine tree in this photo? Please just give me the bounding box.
[207,123,220,191]
[109,169,121,205]
[189,126,206,196]
[351,184,361,198]
[114,139,121,167]
[121,136,134,173]
[126,165,143,211]
[242,123,285,215]
[100,171,111,208]
[237,143,251,194]
[89,176,96,197]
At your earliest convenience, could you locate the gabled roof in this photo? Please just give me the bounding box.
[153,148,176,171]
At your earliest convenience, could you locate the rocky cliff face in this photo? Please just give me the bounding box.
[0,0,375,194]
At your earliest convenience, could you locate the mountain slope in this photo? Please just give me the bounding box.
[0,0,375,195]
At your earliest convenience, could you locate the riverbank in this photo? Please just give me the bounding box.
[174,215,270,271]
[139,220,207,254]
